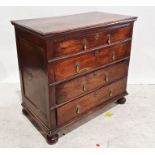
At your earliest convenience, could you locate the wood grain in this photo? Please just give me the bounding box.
[56,60,129,104]
[11,12,137,36]
[57,77,127,126]
[53,25,132,57]
[52,41,131,81]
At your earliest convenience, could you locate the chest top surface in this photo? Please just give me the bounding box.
[11,12,137,36]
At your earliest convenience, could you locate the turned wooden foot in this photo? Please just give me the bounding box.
[22,108,29,116]
[116,97,126,104]
[46,134,59,145]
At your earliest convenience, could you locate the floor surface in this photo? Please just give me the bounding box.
[0,83,155,148]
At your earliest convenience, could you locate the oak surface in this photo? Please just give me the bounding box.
[11,12,137,36]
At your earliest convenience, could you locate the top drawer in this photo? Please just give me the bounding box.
[52,24,133,57]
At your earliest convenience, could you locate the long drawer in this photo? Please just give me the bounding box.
[57,77,127,126]
[53,24,133,57]
[50,41,131,81]
[55,60,129,104]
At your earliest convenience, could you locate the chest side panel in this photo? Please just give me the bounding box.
[15,28,50,127]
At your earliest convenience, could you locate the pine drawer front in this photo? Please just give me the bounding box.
[52,24,133,57]
[57,77,127,126]
[51,41,131,81]
[55,60,129,104]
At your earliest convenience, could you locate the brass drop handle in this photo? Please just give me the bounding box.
[76,67,89,73]
[75,62,80,73]
[83,39,87,50]
[104,72,109,82]
[75,62,89,73]
[109,89,113,97]
[82,82,87,91]
[107,34,111,44]
[76,105,80,114]
[112,51,116,61]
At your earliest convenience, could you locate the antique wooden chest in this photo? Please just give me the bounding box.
[11,12,137,144]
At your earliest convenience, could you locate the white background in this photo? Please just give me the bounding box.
[0,6,155,84]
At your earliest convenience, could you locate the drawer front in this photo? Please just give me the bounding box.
[53,41,131,81]
[56,60,129,104]
[57,77,127,126]
[53,25,132,57]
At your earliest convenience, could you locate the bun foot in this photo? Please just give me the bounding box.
[116,97,126,104]
[22,108,29,116]
[46,134,59,145]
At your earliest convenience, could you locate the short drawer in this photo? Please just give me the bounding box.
[57,77,127,126]
[56,60,129,104]
[52,41,131,81]
[53,24,132,57]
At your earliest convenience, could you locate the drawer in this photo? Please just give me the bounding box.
[53,24,132,57]
[56,60,129,104]
[57,77,127,126]
[52,41,131,81]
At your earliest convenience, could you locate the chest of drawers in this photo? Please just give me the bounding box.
[11,12,137,144]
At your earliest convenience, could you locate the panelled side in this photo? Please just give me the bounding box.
[14,28,50,129]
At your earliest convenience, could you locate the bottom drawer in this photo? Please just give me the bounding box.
[57,77,127,126]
